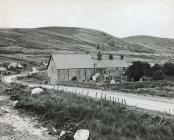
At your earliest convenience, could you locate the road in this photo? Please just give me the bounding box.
[3,74,174,115]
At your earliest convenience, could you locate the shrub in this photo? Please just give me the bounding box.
[71,76,77,81]
[152,70,164,81]
[162,63,174,76]
[109,54,113,60]
[126,61,151,81]
[150,64,162,76]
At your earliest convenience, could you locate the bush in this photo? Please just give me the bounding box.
[152,70,164,81]
[71,76,77,81]
[126,61,151,81]
[162,63,174,76]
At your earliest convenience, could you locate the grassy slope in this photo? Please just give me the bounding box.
[0,27,154,64]
[5,84,174,140]
[123,35,174,54]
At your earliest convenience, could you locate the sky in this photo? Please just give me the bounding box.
[0,0,174,38]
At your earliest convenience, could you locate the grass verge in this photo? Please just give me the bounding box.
[3,83,174,140]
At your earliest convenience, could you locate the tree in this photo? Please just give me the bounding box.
[162,63,174,76]
[152,70,164,81]
[126,61,151,82]
[150,64,161,76]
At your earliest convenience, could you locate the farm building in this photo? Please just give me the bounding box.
[0,67,7,76]
[47,53,128,84]
[8,62,23,70]
[47,54,94,84]
[94,55,128,77]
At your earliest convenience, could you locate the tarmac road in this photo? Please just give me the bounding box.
[3,74,174,115]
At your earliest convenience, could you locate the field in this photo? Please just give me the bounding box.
[3,83,174,140]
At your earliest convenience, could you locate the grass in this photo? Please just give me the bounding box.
[17,72,48,84]
[113,81,174,98]
[5,83,174,140]
[0,82,9,94]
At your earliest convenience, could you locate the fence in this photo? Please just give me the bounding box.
[55,85,128,107]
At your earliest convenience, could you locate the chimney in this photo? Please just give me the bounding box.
[109,54,113,60]
[97,52,102,60]
[120,55,124,60]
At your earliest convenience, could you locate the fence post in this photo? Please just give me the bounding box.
[101,93,103,99]
[121,99,124,105]
[124,99,126,106]
[110,96,111,101]
[96,92,97,98]
[112,97,114,103]
[105,94,106,100]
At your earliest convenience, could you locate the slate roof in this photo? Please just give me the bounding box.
[52,54,94,69]
[48,54,128,69]
[94,59,128,68]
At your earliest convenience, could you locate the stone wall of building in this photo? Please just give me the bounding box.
[57,68,94,81]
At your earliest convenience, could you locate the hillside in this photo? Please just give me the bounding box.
[123,35,174,54]
[0,27,173,65]
[0,27,154,64]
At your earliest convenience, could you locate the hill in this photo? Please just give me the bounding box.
[123,35,174,54]
[0,27,155,64]
[0,27,173,65]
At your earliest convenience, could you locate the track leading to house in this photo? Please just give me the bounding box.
[3,74,174,115]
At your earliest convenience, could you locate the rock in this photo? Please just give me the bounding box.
[1,107,11,113]
[31,88,44,95]
[12,101,19,107]
[60,131,66,137]
[74,129,89,140]
[110,79,116,85]
[52,126,57,133]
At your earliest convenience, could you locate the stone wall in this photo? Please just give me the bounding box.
[57,68,94,81]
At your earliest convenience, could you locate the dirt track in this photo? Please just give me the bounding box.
[0,95,56,139]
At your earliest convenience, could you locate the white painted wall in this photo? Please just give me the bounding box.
[47,57,57,84]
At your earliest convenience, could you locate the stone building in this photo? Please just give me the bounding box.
[47,53,128,84]
[94,55,128,78]
[47,54,94,84]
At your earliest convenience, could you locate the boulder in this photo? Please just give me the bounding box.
[12,100,19,107]
[110,79,116,85]
[74,129,89,140]
[60,131,66,137]
[31,88,44,95]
